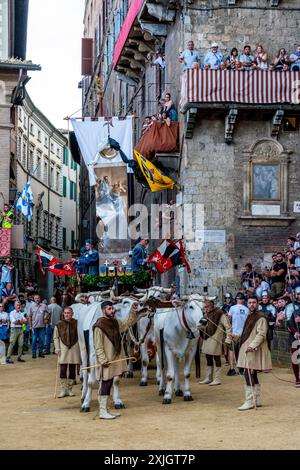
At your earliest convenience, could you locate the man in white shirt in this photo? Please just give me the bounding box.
[179,40,201,71]
[203,43,225,70]
[6,301,27,364]
[227,293,250,376]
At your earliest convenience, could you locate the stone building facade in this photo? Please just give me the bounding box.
[80,0,300,296]
[15,93,67,297]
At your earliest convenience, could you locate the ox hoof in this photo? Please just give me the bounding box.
[115,403,125,410]
[162,398,172,405]
[183,395,193,402]
[175,389,183,397]
[126,371,134,379]
[158,389,165,396]
[80,407,90,412]
[139,381,148,387]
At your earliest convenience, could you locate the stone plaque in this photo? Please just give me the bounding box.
[293,201,300,213]
[204,230,226,243]
[251,204,280,216]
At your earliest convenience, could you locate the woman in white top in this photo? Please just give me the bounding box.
[254,45,268,70]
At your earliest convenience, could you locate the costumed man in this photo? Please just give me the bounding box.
[237,295,272,411]
[132,238,149,273]
[93,300,148,419]
[258,290,276,350]
[0,203,14,229]
[285,286,300,387]
[53,306,81,398]
[199,299,232,386]
[74,240,99,275]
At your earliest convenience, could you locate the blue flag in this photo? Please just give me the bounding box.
[16,181,33,220]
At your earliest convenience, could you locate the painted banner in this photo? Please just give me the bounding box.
[95,166,128,242]
[0,228,11,257]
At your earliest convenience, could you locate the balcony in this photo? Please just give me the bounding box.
[113,0,177,84]
[181,69,300,140]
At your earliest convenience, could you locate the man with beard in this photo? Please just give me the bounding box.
[53,306,81,398]
[93,300,148,419]
[237,296,272,410]
[199,299,232,386]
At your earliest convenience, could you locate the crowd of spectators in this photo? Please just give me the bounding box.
[0,259,73,365]
[220,232,300,387]
[179,40,300,72]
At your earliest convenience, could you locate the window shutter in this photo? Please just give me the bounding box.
[63,176,67,197]
[82,38,93,76]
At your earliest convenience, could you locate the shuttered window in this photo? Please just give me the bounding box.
[82,38,93,76]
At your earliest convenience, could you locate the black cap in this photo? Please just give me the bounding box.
[235,293,245,300]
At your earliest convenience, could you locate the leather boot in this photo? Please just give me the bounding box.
[58,379,68,398]
[199,366,213,384]
[209,367,222,386]
[98,396,116,419]
[67,380,76,397]
[238,385,255,411]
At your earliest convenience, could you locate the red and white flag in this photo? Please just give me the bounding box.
[37,247,75,277]
[149,240,191,274]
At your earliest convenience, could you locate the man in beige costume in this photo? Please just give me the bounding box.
[93,300,146,420]
[54,306,81,398]
[199,299,232,386]
[237,295,272,410]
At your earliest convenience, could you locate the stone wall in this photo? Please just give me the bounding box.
[0,70,19,206]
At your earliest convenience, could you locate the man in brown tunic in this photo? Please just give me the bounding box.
[54,306,81,398]
[93,300,146,420]
[237,295,272,411]
[199,300,232,386]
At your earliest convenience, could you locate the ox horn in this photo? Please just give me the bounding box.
[134,287,147,293]
[110,289,123,302]
[75,293,85,303]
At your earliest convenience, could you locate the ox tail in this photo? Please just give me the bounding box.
[159,328,165,370]
[195,338,201,378]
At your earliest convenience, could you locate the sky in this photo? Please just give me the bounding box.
[26,0,84,130]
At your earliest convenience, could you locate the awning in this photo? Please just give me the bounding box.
[113,0,144,69]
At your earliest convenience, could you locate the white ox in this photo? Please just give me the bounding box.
[72,291,148,412]
[136,287,174,386]
[154,294,206,404]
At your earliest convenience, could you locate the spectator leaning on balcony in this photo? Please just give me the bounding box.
[274,48,290,71]
[179,40,201,71]
[239,45,257,71]
[289,45,300,71]
[203,43,225,70]
[163,93,178,121]
[254,45,268,70]
[225,48,242,70]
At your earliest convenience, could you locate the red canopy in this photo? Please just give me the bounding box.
[135,121,179,160]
